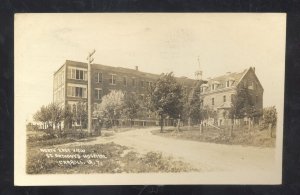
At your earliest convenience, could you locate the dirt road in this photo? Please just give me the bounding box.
[64,127,276,172]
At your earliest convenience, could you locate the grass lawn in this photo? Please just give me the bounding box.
[26,129,197,174]
[152,125,276,148]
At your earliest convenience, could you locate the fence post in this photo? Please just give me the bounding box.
[199,122,203,134]
[269,123,272,138]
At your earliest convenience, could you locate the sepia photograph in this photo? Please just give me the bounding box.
[14,13,286,185]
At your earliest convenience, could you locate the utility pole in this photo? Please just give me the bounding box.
[196,56,203,134]
[87,49,96,135]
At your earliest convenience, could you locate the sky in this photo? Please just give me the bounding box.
[15,13,286,124]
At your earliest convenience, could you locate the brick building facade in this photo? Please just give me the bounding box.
[53,60,196,127]
[53,60,263,128]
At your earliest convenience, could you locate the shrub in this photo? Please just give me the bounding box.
[263,106,277,128]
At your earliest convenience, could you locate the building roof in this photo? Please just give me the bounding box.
[207,69,247,87]
[65,60,197,85]
[201,68,249,93]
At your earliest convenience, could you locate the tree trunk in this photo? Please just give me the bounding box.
[59,122,62,137]
[160,115,163,133]
[230,118,234,137]
[199,122,203,134]
[80,117,83,131]
[177,118,180,132]
[188,117,191,131]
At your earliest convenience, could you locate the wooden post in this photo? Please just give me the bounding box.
[199,122,202,134]
[269,123,272,138]
[248,117,251,131]
[87,49,96,135]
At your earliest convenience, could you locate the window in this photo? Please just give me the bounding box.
[67,86,87,98]
[94,88,102,100]
[226,81,230,87]
[140,80,144,87]
[76,69,84,80]
[123,77,127,86]
[62,87,64,99]
[96,72,102,83]
[58,74,61,85]
[75,87,83,97]
[109,74,116,85]
[255,95,258,104]
[67,87,72,97]
[231,94,234,102]
[211,84,215,91]
[223,95,226,102]
[212,98,214,106]
[71,69,76,79]
[62,71,64,83]
[132,78,136,86]
[69,68,87,81]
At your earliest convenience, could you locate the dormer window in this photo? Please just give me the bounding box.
[211,81,219,91]
[201,84,208,93]
[227,77,235,87]
[226,80,230,87]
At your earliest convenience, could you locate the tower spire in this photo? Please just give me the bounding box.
[195,56,203,80]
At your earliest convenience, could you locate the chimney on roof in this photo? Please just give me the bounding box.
[135,66,139,71]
